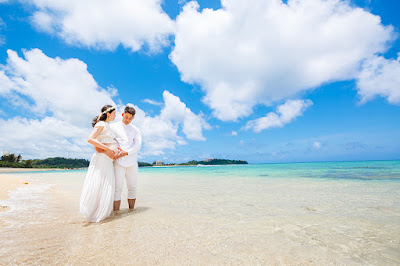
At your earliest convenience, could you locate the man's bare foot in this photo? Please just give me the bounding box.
[128,199,136,210]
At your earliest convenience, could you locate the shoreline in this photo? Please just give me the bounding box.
[0,174,29,227]
[0,174,28,203]
[0,167,79,173]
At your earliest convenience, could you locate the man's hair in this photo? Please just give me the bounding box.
[124,106,136,116]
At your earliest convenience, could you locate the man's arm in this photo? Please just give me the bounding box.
[116,127,142,159]
[126,128,142,155]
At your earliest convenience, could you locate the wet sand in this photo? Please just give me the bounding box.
[0,194,352,265]
[0,175,29,228]
[1,177,288,265]
[0,168,66,173]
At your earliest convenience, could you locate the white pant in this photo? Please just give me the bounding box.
[114,162,138,201]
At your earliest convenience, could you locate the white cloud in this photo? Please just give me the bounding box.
[107,85,119,97]
[160,91,210,141]
[143,98,163,106]
[0,49,208,159]
[231,131,237,136]
[170,0,396,121]
[178,0,189,5]
[244,99,312,132]
[126,91,210,156]
[26,0,175,52]
[130,105,182,156]
[0,18,5,30]
[0,18,6,46]
[0,117,92,159]
[0,70,14,94]
[31,11,55,33]
[313,141,322,150]
[0,48,117,158]
[356,54,400,104]
[3,49,114,127]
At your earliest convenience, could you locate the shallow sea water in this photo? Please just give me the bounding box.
[1,160,399,264]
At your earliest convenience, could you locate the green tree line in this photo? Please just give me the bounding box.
[179,159,248,165]
[1,152,152,168]
[1,153,247,169]
[0,154,90,169]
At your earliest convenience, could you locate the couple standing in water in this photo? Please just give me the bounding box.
[80,105,142,223]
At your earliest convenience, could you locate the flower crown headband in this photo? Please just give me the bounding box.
[97,106,116,120]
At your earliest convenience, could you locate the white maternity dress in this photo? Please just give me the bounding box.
[80,121,116,222]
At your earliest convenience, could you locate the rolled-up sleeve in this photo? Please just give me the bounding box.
[127,127,142,155]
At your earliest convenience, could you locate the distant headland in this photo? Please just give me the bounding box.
[1,153,90,169]
[151,159,248,167]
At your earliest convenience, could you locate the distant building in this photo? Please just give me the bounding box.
[155,161,163,166]
[203,158,212,162]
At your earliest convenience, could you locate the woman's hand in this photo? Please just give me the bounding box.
[105,148,117,160]
[95,147,104,153]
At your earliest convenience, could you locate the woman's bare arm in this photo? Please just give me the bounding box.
[88,126,116,158]
[88,126,108,149]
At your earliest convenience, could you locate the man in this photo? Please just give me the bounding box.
[110,105,142,211]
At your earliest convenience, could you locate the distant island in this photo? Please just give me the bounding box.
[154,159,248,166]
[1,152,247,169]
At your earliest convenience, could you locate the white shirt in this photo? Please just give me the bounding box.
[110,121,142,167]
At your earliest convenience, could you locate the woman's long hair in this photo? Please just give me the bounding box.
[92,105,115,127]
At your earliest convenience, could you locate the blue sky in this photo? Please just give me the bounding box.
[0,0,399,163]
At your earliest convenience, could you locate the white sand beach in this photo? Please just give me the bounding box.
[0,166,399,265]
[0,168,64,173]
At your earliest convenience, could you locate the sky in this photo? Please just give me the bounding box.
[0,0,399,164]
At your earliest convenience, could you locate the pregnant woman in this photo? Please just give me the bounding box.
[80,105,118,222]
